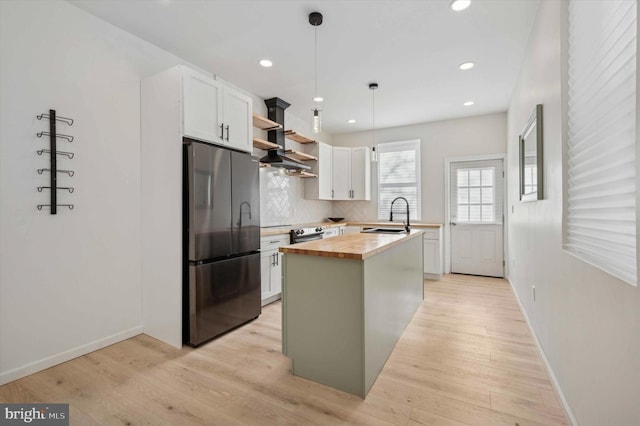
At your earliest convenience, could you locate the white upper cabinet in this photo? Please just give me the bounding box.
[332,147,351,200]
[332,146,371,201]
[222,87,252,153]
[153,66,252,153]
[304,141,333,200]
[350,147,371,200]
[182,67,223,144]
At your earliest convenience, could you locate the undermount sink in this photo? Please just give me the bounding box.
[361,227,408,234]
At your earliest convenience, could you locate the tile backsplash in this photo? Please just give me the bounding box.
[260,168,333,226]
[331,200,379,222]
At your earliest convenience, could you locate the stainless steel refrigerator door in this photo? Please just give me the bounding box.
[188,253,261,345]
[187,142,232,261]
[231,151,260,254]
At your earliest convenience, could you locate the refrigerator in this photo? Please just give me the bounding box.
[183,139,261,346]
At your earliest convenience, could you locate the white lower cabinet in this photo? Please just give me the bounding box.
[323,226,345,238]
[423,228,443,279]
[343,226,361,235]
[260,235,289,306]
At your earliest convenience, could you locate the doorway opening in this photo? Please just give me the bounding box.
[444,155,506,278]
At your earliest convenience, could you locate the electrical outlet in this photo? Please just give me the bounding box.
[532,285,536,301]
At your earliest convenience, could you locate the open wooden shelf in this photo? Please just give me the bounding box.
[253,137,280,150]
[287,171,317,178]
[284,130,317,144]
[253,114,282,130]
[285,149,317,161]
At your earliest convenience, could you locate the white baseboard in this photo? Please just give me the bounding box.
[0,326,143,385]
[424,273,442,280]
[506,275,578,426]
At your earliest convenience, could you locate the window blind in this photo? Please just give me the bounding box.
[377,140,421,221]
[566,0,637,286]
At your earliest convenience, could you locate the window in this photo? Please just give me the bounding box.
[377,140,421,221]
[450,159,503,225]
[457,167,496,222]
[565,0,637,286]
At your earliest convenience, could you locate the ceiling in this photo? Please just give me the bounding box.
[67,0,540,135]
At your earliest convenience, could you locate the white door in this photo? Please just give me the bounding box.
[332,147,351,200]
[350,147,371,200]
[182,67,223,143]
[450,159,504,277]
[223,87,252,153]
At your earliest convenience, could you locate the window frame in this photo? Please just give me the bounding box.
[376,139,422,221]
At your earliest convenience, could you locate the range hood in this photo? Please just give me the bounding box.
[259,97,311,171]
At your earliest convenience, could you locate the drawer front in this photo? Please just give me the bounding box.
[261,235,289,251]
[422,228,440,240]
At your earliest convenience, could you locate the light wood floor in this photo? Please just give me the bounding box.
[0,274,568,425]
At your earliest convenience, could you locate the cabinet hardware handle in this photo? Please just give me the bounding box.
[331,189,334,198]
[225,125,230,141]
[220,123,224,139]
[272,253,276,266]
[269,240,279,244]
[275,254,279,266]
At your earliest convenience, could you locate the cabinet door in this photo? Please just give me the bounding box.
[318,142,333,199]
[271,252,283,295]
[350,147,371,200]
[223,87,253,153]
[260,250,275,298]
[332,147,351,200]
[423,238,439,274]
[182,67,223,143]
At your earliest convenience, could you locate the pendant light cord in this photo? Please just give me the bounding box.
[370,82,378,161]
[314,25,318,108]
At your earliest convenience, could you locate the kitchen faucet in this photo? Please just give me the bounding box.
[390,196,410,232]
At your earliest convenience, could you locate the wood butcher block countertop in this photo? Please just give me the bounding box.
[279,229,424,260]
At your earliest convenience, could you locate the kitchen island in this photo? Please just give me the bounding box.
[279,230,424,397]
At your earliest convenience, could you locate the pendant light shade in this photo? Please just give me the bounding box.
[312,108,321,134]
[309,12,323,134]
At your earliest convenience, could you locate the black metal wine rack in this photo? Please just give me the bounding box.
[36,109,75,214]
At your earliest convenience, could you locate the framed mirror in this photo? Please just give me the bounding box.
[519,104,543,201]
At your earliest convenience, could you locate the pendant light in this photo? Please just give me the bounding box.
[369,82,378,162]
[309,12,323,134]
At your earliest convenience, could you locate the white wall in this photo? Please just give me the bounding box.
[331,113,506,223]
[506,2,640,424]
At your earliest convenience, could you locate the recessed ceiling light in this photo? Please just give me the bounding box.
[464,101,474,106]
[450,0,471,12]
[459,61,475,70]
[259,59,273,67]
[313,96,324,102]
[347,119,356,124]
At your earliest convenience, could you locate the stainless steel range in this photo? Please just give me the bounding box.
[290,226,325,244]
